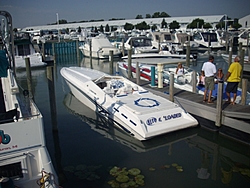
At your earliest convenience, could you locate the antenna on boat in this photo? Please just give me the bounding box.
[0,10,16,76]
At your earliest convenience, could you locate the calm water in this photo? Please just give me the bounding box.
[16,53,250,188]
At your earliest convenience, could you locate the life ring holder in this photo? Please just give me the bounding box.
[134,98,160,108]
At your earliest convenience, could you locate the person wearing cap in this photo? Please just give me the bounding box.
[224,56,242,105]
[201,55,216,104]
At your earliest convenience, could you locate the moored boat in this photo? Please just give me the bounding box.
[0,10,58,188]
[60,67,198,140]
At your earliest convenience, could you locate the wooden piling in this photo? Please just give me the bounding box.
[136,62,140,85]
[122,38,125,56]
[186,43,190,67]
[215,82,223,127]
[157,63,163,88]
[109,50,114,75]
[241,79,248,105]
[169,73,174,102]
[46,66,58,131]
[25,57,34,100]
[115,62,119,76]
[228,39,233,66]
[239,49,245,88]
[89,39,93,69]
[192,71,197,93]
[238,42,242,56]
[127,49,132,78]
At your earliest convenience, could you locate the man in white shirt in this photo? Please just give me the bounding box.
[201,55,216,104]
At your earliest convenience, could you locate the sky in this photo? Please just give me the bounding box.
[0,0,249,29]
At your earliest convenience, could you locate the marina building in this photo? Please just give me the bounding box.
[22,15,226,32]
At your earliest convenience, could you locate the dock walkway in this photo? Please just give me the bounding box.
[130,79,250,141]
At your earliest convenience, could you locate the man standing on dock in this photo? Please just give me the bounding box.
[224,56,242,105]
[201,55,216,104]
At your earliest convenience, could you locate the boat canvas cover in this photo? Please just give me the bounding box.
[0,50,10,77]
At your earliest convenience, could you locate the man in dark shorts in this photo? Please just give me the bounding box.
[224,56,242,105]
[201,55,216,104]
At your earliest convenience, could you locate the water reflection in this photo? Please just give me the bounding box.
[63,92,198,153]
[15,54,250,188]
[62,92,250,187]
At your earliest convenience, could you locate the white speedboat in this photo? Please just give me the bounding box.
[60,67,198,140]
[193,31,224,50]
[0,11,58,188]
[79,34,121,59]
[122,36,159,54]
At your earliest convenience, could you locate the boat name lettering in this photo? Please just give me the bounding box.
[146,113,182,126]
[0,130,11,145]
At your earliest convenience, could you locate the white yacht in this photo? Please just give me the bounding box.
[60,67,198,141]
[79,34,121,59]
[0,11,58,188]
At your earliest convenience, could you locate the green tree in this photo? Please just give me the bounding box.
[105,24,110,32]
[124,23,134,31]
[152,12,170,18]
[59,19,67,24]
[161,19,167,28]
[135,15,143,19]
[135,21,150,30]
[151,24,157,31]
[231,22,242,30]
[216,22,225,29]
[100,25,104,33]
[94,27,98,33]
[152,12,161,18]
[203,23,212,29]
[160,12,170,17]
[187,18,204,29]
[169,20,180,30]
[77,26,81,33]
[146,14,151,18]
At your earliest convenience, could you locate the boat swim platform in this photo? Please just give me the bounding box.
[128,78,250,136]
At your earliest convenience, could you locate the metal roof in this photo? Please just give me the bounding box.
[22,15,225,31]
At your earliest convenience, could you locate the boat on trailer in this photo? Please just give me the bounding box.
[0,10,58,188]
[60,67,198,141]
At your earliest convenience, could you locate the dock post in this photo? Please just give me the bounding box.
[208,35,211,54]
[169,73,174,102]
[239,49,245,88]
[128,49,132,78]
[192,71,197,93]
[25,57,34,100]
[186,42,190,67]
[241,79,248,105]
[157,63,163,88]
[89,39,93,69]
[238,42,242,56]
[42,43,45,61]
[46,66,58,131]
[150,66,156,87]
[228,39,233,65]
[136,62,140,85]
[122,38,125,56]
[76,40,80,63]
[115,62,119,76]
[215,82,223,127]
[109,50,114,75]
[225,37,229,53]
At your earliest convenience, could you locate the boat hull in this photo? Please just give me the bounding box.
[61,67,198,141]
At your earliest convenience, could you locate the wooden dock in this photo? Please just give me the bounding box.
[130,79,250,143]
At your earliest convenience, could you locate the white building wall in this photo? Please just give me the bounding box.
[239,14,250,29]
